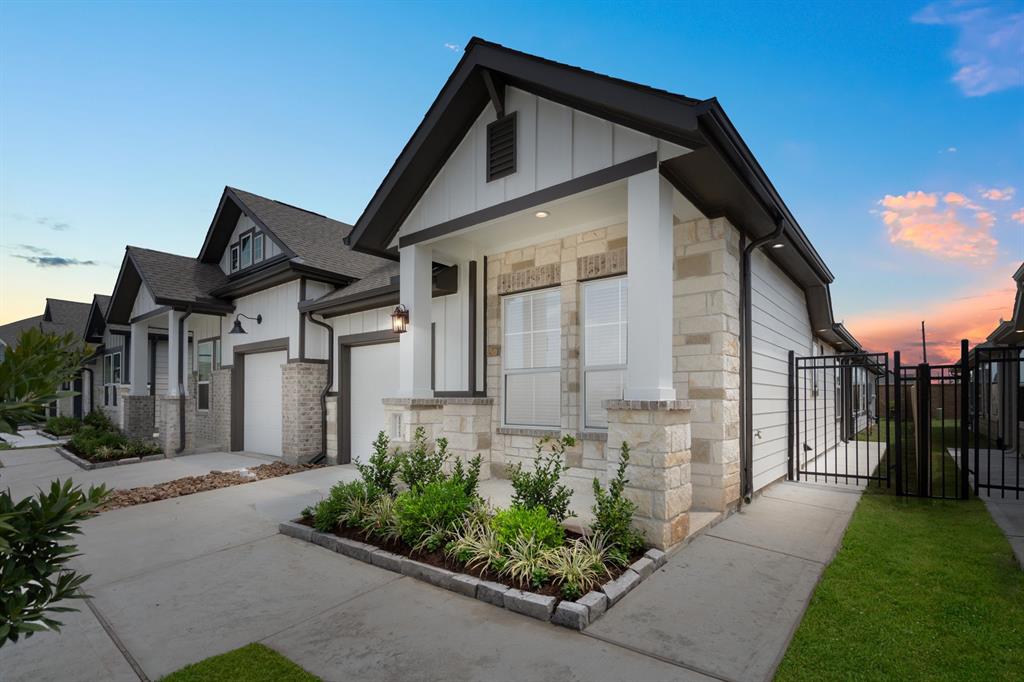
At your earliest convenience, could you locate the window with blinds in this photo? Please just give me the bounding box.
[582,277,627,429]
[503,288,561,427]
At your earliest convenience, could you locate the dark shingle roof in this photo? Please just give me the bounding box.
[45,299,93,339]
[127,246,230,305]
[230,188,392,279]
[93,294,111,316]
[303,262,400,311]
[0,315,47,347]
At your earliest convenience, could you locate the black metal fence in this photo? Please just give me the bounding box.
[788,340,1023,500]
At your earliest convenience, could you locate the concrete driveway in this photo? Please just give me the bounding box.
[0,454,859,682]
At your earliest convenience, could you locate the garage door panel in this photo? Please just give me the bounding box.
[244,351,285,457]
[349,343,400,463]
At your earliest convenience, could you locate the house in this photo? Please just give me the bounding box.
[339,38,864,547]
[103,187,405,459]
[0,297,102,419]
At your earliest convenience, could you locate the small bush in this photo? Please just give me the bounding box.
[446,519,503,571]
[311,480,374,532]
[68,426,128,458]
[498,534,552,590]
[546,533,615,600]
[490,506,565,550]
[450,453,483,499]
[83,410,114,431]
[508,435,575,522]
[356,431,400,496]
[44,415,81,436]
[397,427,450,493]
[358,495,402,544]
[591,442,645,558]
[394,479,473,548]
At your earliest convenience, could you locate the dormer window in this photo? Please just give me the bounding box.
[230,245,240,272]
[253,233,264,263]
[240,233,253,268]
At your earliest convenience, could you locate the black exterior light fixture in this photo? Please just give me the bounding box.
[390,304,409,334]
[229,313,262,334]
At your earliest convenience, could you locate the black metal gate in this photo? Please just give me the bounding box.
[789,340,1024,500]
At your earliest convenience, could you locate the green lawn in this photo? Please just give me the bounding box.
[775,494,1024,681]
[161,644,319,682]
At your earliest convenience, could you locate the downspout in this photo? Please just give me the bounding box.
[175,308,193,454]
[82,367,94,416]
[740,218,786,502]
[307,312,334,465]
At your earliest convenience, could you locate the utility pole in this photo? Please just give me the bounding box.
[921,320,928,363]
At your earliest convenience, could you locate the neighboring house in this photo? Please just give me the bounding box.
[0,297,102,419]
[973,263,1024,452]
[104,186,403,459]
[342,38,864,547]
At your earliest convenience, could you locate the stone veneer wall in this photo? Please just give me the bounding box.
[672,217,742,512]
[484,222,628,481]
[210,368,232,451]
[191,373,214,446]
[383,398,494,479]
[282,362,328,465]
[325,397,338,464]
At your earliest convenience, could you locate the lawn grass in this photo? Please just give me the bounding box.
[775,494,1024,681]
[161,643,319,682]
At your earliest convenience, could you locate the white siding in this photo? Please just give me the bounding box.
[396,88,688,243]
[218,214,281,274]
[302,280,335,361]
[221,281,302,364]
[130,283,159,320]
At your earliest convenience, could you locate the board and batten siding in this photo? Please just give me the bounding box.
[395,87,688,245]
[218,214,282,274]
[221,281,303,364]
[130,283,160,320]
[750,250,838,491]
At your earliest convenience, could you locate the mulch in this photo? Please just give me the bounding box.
[95,462,319,512]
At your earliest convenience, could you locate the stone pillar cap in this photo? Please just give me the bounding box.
[603,399,692,411]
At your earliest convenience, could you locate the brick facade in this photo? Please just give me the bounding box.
[282,361,328,465]
[121,394,155,442]
[158,394,195,455]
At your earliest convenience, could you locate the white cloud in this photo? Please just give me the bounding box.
[981,186,1016,201]
[878,189,999,265]
[914,1,1024,96]
[444,43,460,52]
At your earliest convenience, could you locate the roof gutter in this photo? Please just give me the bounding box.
[306,313,334,465]
[740,217,786,502]
[175,308,192,455]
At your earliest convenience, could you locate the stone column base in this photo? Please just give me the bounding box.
[605,399,692,550]
[121,394,155,442]
[383,397,494,478]
[282,362,328,465]
[158,395,195,455]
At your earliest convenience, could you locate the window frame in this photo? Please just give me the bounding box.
[253,232,264,263]
[580,276,628,431]
[196,338,220,411]
[230,244,240,272]
[103,351,121,407]
[239,232,253,269]
[501,287,562,429]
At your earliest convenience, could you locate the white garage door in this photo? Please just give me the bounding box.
[350,342,400,463]
[244,350,285,457]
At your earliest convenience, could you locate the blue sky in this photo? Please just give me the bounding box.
[1,0,1021,360]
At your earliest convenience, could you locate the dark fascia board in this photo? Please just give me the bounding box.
[106,249,144,325]
[85,299,107,342]
[346,37,705,257]
[197,187,295,265]
[209,260,355,299]
[301,265,459,318]
[226,252,290,282]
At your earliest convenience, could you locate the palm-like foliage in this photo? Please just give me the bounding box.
[0,327,90,434]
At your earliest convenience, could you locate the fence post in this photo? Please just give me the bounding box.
[894,351,904,496]
[916,362,931,497]
[788,350,796,481]
[960,339,970,500]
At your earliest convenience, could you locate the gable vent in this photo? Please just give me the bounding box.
[486,112,517,182]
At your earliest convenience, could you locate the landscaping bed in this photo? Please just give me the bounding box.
[282,429,664,630]
[97,461,318,512]
[56,410,164,467]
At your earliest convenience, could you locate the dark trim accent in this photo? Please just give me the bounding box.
[337,330,399,464]
[124,332,131,385]
[149,338,157,396]
[199,187,296,265]
[209,259,352,299]
[434,391,476,398]
[482,255,488,396]
[481,68,505,118]
[486,111,517,182]
[288,358,328,364]
[300,265,460,318]
[175,310,192,454]
[130,306,172,324]
[230,337,290,452]
[227,252,289,281]
[298,277,307,360]
[468,260,478,394]
[399,152,657,248]
[72,376,83,420]
[431,322,436,390]
[307,313,334,464]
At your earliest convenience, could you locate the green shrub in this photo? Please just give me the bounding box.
[394,479,473,548]
[43,415,81,436]
[358,495,402,544]
[121,439,161,457]
[445,519,503,571]
[311,480,374,532]
[490,506,565,549]
[67,426,128,458]
[0,478,110,645]
[356,431,400,496]
[497,534,552,590]
[508,435,575,522]
[397,427,450,493]
[83,410,114,431]
[591,442,645,559]
[546,533,614,600]
[450,453,483,498]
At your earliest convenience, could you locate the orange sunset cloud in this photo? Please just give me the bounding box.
[878,190,999,265]
[981,186,1015,201]
[846,280,1017,365]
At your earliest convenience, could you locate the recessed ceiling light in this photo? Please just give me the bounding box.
[817,329,828,333]
[771,242,785,249]
[534,211,550,219]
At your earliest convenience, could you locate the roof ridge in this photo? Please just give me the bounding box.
[232,186,349,226]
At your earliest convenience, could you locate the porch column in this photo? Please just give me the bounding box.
[625,169,676,401]
[129,321,148,395]
[167,310,189,396]
[398,243,433,398]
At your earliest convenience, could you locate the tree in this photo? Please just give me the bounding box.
[0,327,90,434]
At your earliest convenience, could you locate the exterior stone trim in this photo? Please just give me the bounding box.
[604,399,692,411]
[383,397,494,407]
[495,426,561,438]
[577,246,627,281]
[497,263,560,295]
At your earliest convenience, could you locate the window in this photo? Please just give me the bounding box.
[502,288,560,427]
[196,339,220,410]
[253,233,264,263]
[103,352,121,407]
[240,233,253,268]
[582,277,627,429]
[230,245,239,272]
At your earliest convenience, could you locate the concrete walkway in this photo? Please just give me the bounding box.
[0,466,858,682]
[0,427,66,449]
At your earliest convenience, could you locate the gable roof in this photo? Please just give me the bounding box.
[197,186,390,279]
[346,36,860,351]
[85,294,112,342]
[43,298,92,339]
[106,246,233,324]
[300,262,400,316]
[0,314,47,348]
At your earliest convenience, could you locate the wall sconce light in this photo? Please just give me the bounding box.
[229,313,262,334]
[390,304,409,334]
